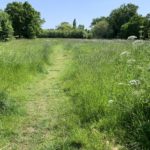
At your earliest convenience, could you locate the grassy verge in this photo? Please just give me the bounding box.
[63,40,150,150]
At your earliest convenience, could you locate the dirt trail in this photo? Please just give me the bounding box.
[8,46,71,150]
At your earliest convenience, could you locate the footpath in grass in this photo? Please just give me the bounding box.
[4,46,72,150]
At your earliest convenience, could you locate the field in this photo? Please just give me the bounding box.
[0,39,150,150]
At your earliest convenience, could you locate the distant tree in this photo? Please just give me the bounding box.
[78,24,85,30]
[73,19,77,29]
[120,15,144,38]
[22,2,44,38]
[92,19,112,38]
[91,17,107,27]
[109,3,138,38]
[56,22,72,31]
[5,1,44,38]
[0,10,14,41]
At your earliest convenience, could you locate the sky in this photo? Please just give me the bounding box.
[1,0,150,29]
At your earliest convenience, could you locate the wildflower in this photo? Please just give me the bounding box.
[129,80,141,86]
[127,35,137,40]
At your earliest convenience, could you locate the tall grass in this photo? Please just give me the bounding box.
[0,39,52,90]
[64,40,150,149]
[0,39,53,111]
[0,39,54,146]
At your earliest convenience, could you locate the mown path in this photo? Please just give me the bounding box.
[8,46,71,150]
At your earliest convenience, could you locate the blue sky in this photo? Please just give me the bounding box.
[1,0,149,29]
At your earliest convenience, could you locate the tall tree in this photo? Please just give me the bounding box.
[5,1,44,38]
[120,15,144,38]
[73,19,77,29]
[0,10,14,41]
[92,19,112,38]
[91,17,107,27]
[109,3,138,38]
[56,22,72,31]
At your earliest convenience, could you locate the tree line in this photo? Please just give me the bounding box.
[91,3,150,39]
[0,2,150,40]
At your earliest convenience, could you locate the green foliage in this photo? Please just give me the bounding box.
[73,19,77,29]
[109,3,138,38]
[91,3,150,39]
[78,24,85,30]
[120,15,144,38]
[92,19,113,38]
[91,17,108,27]
[64,40,150,149]
[39,29,88,39]
[0,10,13,41]
[0,39,55,147]
[5,1,44,38]
[0,39,53,90]
[56,22,72,31]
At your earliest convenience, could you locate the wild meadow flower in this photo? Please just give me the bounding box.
[129,80,141,86]
[127,35,137,40]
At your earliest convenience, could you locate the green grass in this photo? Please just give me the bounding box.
[64,39,150,150]
[0,39,149,149]
[0,39,53,90]
[0,39,54,147]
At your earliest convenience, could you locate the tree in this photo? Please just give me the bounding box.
[56,22,72,31]
[120,15,144,38]
[78,24,85,30]
[5,1,44,38]
[73,19,77,29]
[92,20,112,38]
[0,10,14,41]
[91,17,107,27]
[109,3,138,38]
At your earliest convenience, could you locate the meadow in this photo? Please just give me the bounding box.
[63,39,150,150]
[0,39,149,150]
[0,39,54,147]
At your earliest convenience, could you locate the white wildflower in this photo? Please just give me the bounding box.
[129,80,141,86]
[127,35,137,40]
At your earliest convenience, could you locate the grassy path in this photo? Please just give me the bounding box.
[8,46,71,150]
